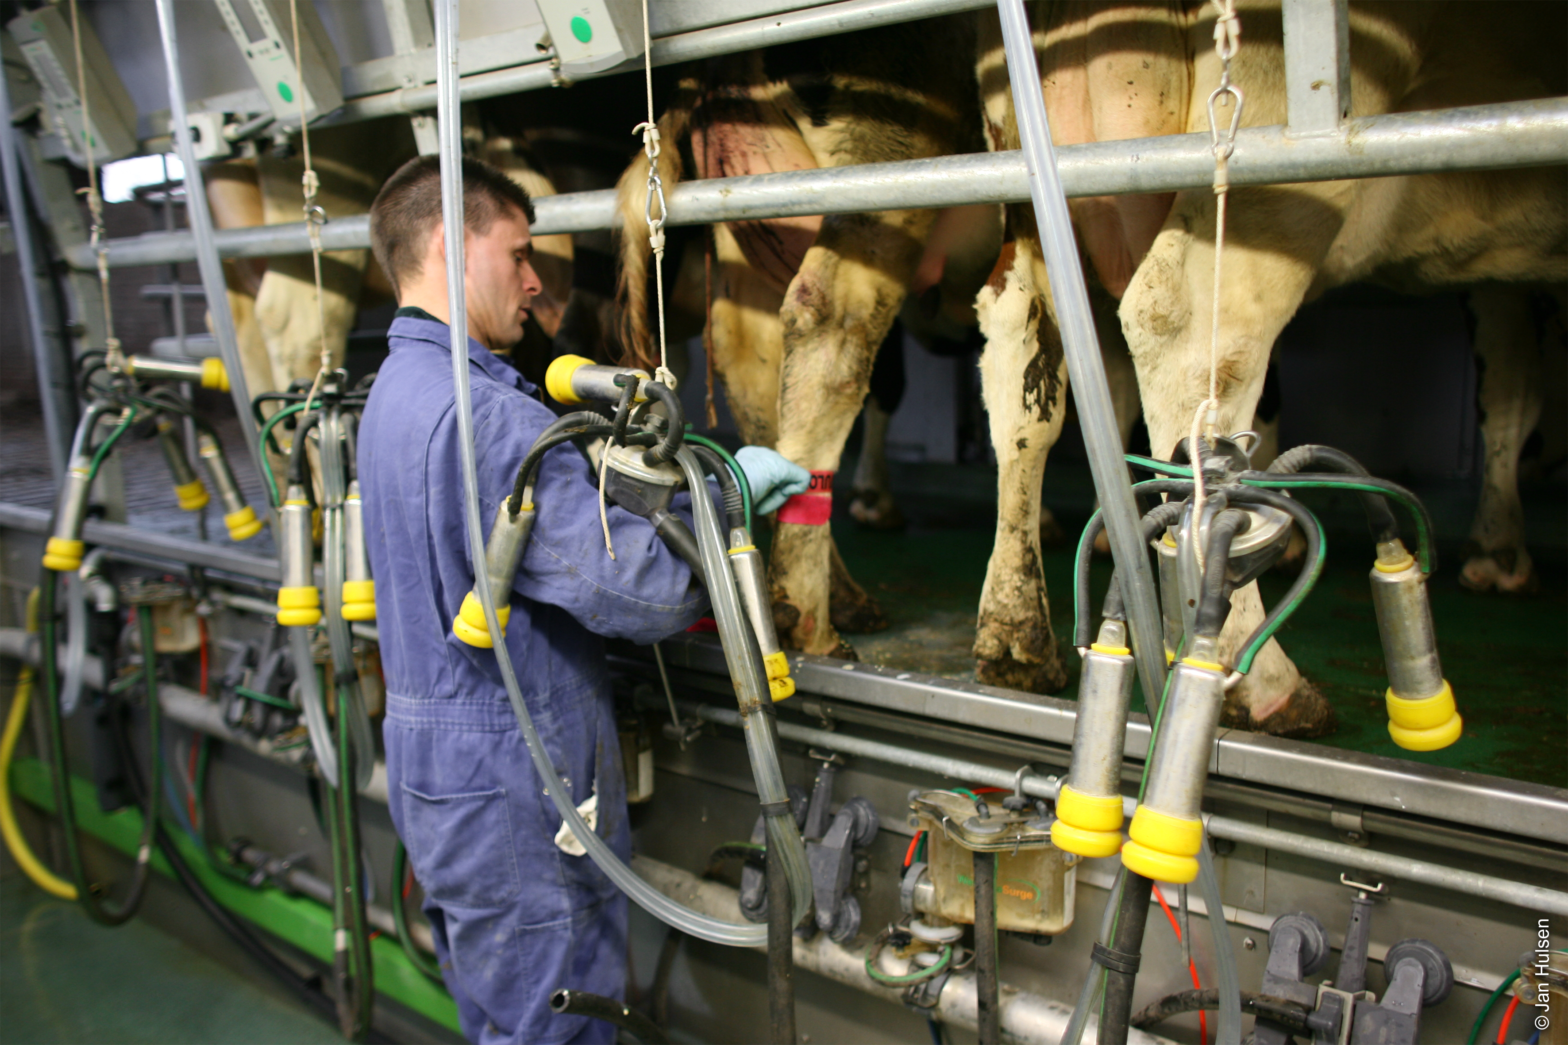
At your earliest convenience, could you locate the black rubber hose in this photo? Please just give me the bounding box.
[1191,509,1251,639]
[1243,470,1438,572]
[343,415,358,482]
[651,511,707,589]
[689,445,746,531]
[766,836,797,1045]
[1100,872,1155,1045]
[1226,486,1327,665]
[507,423,656,514]
[1074,481,1194,647]
[1266,444,1398,544]
[286,413,321,490]
[639,382,687,467]
[37,575,161,927]
[973,850,1000,1045]
[1100,501,1188,625]
[391,841,444,982]
[549,990,670,1045]
[1131,988,1312,1035]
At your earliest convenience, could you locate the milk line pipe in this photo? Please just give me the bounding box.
[153,0,265,487]
[432,0,808,948]
[68,99,1568,271]
[994,0,1165,707]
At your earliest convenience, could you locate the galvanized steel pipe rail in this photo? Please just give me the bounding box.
[66,99,1568,271]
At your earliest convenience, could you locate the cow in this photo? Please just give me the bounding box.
[617,23,987,658]
[976,0,1565,732]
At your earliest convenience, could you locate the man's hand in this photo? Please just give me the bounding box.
[734,447,812,515]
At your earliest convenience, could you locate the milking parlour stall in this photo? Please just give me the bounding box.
[0,1,1563,1043]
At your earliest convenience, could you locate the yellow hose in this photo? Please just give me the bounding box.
[1,589,77,900]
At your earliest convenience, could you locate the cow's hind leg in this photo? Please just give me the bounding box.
[1461,285,1543,594]
[973,240,1070,694]
[770,211,932,657]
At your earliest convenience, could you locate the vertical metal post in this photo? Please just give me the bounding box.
[382,0,439,154]
[972,850,1001,1045]
[0,62,72,478]
[994,0,1167,702]
[1281,0,1350,136]
[153,0,265,485]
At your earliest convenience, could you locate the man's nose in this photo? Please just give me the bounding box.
[523,262,544,297]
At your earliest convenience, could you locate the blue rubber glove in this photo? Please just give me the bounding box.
[735,446,812,515]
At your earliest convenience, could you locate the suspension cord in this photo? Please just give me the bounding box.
[289,0,333,416]
[1187,0,1244,570]
[633,0,677,391]
[68,0,122,375]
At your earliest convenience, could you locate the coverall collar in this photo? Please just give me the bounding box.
[386,310,538,395]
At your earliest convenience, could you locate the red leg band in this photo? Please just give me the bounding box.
[776,471,834,525]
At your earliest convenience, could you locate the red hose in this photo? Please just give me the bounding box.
[1154,886,1207,1045]
[1497,993,1521,1045]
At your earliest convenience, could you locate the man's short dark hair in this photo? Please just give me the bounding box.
[369,155,537,297]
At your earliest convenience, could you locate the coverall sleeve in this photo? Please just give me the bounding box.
[471,396,714,644]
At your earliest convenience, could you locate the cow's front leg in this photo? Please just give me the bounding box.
[770,211,929,657]
[1461,285,1543,594]
[1122,185,1341,737]
[973,240,1070,694]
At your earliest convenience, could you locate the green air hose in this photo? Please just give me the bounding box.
[682,432,752,528]
[1466,969,1521,1045]
[257,402,310,507]
[392,840,445,983]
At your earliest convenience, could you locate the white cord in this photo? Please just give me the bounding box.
[290,0,332,418]
[634,0,676,391]
[1191,0,1244,572]
[68,0,120,373]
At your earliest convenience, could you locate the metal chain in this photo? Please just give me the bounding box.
[290,0,333,418]
[1188,0,1245,567]
[633,0,677,391]
[68,0,121,375]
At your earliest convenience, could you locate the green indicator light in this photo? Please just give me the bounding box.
[277,81,294,103]
[569,16,592,43]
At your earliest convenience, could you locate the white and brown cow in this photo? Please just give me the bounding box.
[978,0,1565,732]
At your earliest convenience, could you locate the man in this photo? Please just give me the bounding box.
[358,155,808,1045]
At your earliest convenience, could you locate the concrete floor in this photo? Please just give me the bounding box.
[0,864,341,1045]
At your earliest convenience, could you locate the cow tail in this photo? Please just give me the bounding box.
[615,74,700,370]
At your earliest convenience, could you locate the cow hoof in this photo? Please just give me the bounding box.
[849,489,905,531]
[1039,512,1068,550]
[830,590,889,634]
[1459,551,1538,594]
[1231,679,1338,739]
[1091,528,1111,557]
[822,639,859,661]
[976,652,1069,695]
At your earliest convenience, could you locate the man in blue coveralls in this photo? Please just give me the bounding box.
[357,155,809,1044]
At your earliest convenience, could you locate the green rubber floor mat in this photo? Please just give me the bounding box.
[0,873,340,1045]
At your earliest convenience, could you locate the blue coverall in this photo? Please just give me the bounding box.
[359,311,711,1045]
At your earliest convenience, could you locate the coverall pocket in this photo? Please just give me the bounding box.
[400,784,521,908]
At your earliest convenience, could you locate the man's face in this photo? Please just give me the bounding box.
[463,205,544,352]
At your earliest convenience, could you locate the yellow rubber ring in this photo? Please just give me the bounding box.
[341,580,377,621]
[1055,784,1125,833]
[545,354,594,405]
[1374,552,1416,573]
[224,506,263,541]
[726,545,758,556]
[41,537,85,573]
[1050,820,1124,859]
[1386,681,1455,730]
[1181,657,1225,673]
[175,479,210,512]
[1120,840,1199,884]
[201,357,230,392]
[1090,643,1131,657]
[1127,805,1204,856]
[276,586,321,626]
[769,676,796,702]
[763,650,791,681]
[452,591,510,648]
[1389,713,1463,752]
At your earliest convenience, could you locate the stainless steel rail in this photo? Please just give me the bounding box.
[64,99,1568,270]
[676,696,1568,917]
[628,638,1568,846]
